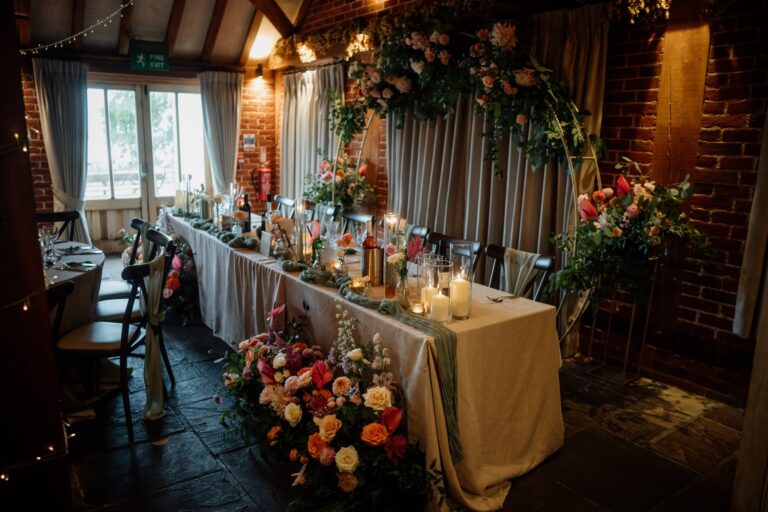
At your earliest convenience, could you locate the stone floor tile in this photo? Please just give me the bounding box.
[219,447,293,511]
[502,470,607,511]
[650,457,736,512]
[703,404,744,432]
[651,417,741,474]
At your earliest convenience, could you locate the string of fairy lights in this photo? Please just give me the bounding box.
[19,0,135,56]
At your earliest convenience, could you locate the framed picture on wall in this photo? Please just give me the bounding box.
[243,134,255,152]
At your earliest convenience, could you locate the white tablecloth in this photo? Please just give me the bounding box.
[165,214,564,510]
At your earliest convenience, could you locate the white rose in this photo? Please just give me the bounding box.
[272,353,287,369]
[274,373,284,383]
[348,348,364,361]
[284,402,302,427]
[363,386,392,411]
[335,445,359,473]
[297,371,313,388]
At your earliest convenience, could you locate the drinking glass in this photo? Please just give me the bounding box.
[449,241,474,320]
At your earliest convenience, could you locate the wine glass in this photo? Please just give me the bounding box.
[39,225,57,264]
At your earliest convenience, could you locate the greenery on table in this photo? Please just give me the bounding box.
[219,305,428,512]
[546,158,710,304]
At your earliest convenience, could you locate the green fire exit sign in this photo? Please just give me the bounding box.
[131,51,169,71]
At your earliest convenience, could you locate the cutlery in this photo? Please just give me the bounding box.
[487,295,518,303]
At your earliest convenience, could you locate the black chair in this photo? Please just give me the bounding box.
[47,281,76,343]
[426,232,484,274]
[36,210,81,242]
[98,217,149,301]
[485,244,554,302]
[340,210,374,239]
[408,226,430,242]
[273,195,296,219]
[56,228,176,443]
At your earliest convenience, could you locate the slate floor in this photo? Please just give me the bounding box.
[71,258,742,511]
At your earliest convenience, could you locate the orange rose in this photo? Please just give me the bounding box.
[319,414,342,442]
[267,425,281,441]
[308,432,326,459]
[290,449,299,462]
[361,422,389,446]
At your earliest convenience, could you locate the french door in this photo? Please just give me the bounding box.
[85,82,208,227]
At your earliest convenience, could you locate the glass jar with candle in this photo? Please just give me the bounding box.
[428,258,452,322]
[449,241,473,320]
[383,212,401,298]
[418,253,439,312]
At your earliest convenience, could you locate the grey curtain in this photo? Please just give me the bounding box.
[32,58,92,245]
[199,71,243,194]
[386,4,609,355]
[281,63,344,200]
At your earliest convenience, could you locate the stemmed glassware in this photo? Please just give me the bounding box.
[39,225,58,266]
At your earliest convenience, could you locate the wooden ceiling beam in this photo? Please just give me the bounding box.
[249,0,293,38]
[14,0,31,47]
[239,9,263,66]
[117,0,134,55]
[165,0,186,56]
[202,0,228,62]
[71,0,85,50]
[293,0,311,33]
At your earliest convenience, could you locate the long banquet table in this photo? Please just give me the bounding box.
[163,213,564,511]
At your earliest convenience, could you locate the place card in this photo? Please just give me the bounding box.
[259,231,273,257]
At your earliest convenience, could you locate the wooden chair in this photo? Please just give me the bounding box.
[47,281,75,343]
[36,210,81,242]
[426,232,484,273]
[95,226,165,322]
[273,195,296,219]
[98,217,149,301]
[56,229,176,443]
[485,244,554,302]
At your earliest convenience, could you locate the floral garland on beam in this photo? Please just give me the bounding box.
[331,19,599,178]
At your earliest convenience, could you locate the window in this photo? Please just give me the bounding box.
[86,87,141,200]
[85,84,207,202]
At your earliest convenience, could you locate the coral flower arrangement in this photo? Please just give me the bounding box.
[219,304,427,511]
[547,157,709,302]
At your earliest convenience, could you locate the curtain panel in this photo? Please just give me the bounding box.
[32,58,92,245]
[386,4,609,355]
[198,71,243,194]
[280,63,345,200]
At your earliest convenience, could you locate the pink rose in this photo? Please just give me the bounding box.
[384,243,398,257]
[319,446,336,466]
[438,33,449,45]
[625,203,640,218]
[172,255,182,270]
[482,75,495,88]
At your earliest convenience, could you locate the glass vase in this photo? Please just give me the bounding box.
[449,241,473,320]
[397,272,410,308]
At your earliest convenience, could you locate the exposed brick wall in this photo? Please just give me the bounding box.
[21,67,53,213]
[591,0,768,404]
[236,71,279,210]
[301,0,417,34]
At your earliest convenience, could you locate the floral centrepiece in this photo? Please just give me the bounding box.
[162,238,199,325]
[547,158,709,303]
[220,304,427,511]
[304,156,374,210]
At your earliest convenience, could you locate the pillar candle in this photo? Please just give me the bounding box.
[421,285,437,312]
[175,190,185,208]
[430,291,450,322]
[450,277,471,319]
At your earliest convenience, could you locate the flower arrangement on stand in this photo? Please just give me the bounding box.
[546,157,710,304]
[162,239,200,326]
[219,303,427,511]
[304,156,374,210]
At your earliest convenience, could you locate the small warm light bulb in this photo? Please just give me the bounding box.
[22,299,30,311]
[298,44,316,63]
[47,445,54,452]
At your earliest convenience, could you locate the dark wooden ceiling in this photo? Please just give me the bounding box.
[14,0,311,73]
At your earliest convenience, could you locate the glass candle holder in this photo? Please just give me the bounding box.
[449,241,473,320]
[428,258,452,322]
[417,253,439,313]
[383,212,401,299]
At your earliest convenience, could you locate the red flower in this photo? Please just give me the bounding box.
[358,164,368,177]
[406,236,425,260]
[592,191,606,203]
[311,360,333,389]
[579,200,598,221]
[257,359,276,385]
[165,276,180,291]
[616,175,631,197]
[386,434,408,463]
[380,406,403,434]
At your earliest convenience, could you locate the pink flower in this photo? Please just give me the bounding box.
[477,28,489,41]
[625,203,640,218]
[410,60,425,75]
[438,33,450,45]
[579,199,598,221]
[319,446,336,466]
[616,175,631,197]
[162,288,173,299]
[386,434,408,463]
[482,75,495,88]
[311,360,333,390]
[184,260,194,271]
[490,22,517,50]
[476,94,488,107]
[257,359,276,385]
[384,243,398,257]
[358,164,368,177]
[602,187,614,199]
[172,255,182,270]
[613,227,623,237]
[424,48,436,62]
[406,236,425,260]
[513,68,538,87]
[242,366,252,381]
[438,49,450,65]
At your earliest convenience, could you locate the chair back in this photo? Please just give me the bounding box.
[340,211,374,238]
[121,229,176,323]
[485,243,554,301]
[427,232,484,274]
[409,226,430,241]
[47,281,75,341]
[36,210,81,242]
[127,217,151,264]
[273,195,296,219]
